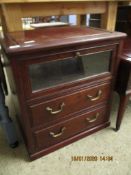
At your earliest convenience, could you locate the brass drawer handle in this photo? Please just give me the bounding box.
[87,90,102,101]
[46,102,65,115]
[75,51,81,58]
[86,112,99,123]
[50,127,66,138]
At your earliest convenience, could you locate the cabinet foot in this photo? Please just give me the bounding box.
[116,95,129,130]
[10,141,19,148]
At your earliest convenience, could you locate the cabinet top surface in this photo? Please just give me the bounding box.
[0,26,126,54]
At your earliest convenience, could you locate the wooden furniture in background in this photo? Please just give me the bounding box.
[115,37,131,130]
[115,5,131,36]
[0,26,126,159]
[0,0,131,33]
[115,5,131,130]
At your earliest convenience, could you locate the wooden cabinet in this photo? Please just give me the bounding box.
[116,5,131,36]
[0,26,126,160]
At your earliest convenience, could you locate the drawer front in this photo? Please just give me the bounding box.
[34,105,108,149]
[29,82,111,127]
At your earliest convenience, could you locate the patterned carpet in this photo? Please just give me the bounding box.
[0,93,131,175]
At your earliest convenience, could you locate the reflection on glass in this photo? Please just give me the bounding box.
[29,51,111,91]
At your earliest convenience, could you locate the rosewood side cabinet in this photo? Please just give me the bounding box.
[0,26,126,160]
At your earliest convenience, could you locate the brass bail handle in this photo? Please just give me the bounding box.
[46,102,65,115]
[86,112,99,123]
[87,90,102,101]
[50,127,66,138]
[75,51,81,58]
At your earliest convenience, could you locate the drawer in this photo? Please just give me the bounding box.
[29,83,110,127]
[29,82,111,127]
[34,105,108,149]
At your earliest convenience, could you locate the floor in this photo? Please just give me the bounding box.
[0,93,131,175]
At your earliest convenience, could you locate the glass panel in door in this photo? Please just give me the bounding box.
[29,51,111,91]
